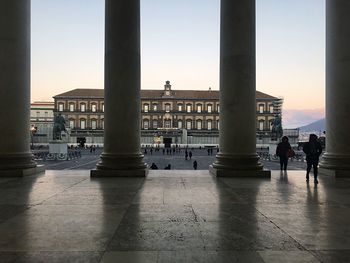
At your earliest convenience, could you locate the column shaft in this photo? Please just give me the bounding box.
[92,0,147,176]
[0,1,36,174]
[210,0,268,177]
[320,0,350,176]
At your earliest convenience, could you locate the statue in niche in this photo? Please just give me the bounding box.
[53,113,66,140]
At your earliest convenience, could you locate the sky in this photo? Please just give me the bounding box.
[31,0,325,113]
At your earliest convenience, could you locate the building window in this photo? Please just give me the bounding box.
[217,120,220,130]
[197,105,202,113]
[102,104,104,112]
[197,120,202,130]
[165,104,171,113]
[207,120,212,130]
[269,120,273,130]
[153,120,158,129]
[259,104,264,113]
[217,105,220,113]
[69,120,74,129]
[144,104,149,112]
[178,104,183,111]
[259,120,264,131]
[186,120,192,130]
[58,103,64,112]
[165,120,171,128]
[143,120,149,129]
[45,112,48,118]
[207,105,212,113]
[80,119,86,129]
[269,105,274,113]
[36,111,40,118]
[69,104,74,112]
[101,119,104,129]
[153,104,157,111]
[80,104,86,112]
[178,120,182,129]
[186,105,192,113]
[91,104,97,112]
[91,120,97,130]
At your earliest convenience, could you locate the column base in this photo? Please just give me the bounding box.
[319,153,350,177]
[0,165,45,177]
[210,153,271,177]
[91,153,148,177]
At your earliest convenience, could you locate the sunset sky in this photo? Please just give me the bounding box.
[31,0,325,112]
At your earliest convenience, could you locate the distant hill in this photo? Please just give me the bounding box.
[283,109,325,128]
[299,118,325,132]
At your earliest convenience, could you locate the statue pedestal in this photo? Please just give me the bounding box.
[269,141,278,156]
[47,141,68,161]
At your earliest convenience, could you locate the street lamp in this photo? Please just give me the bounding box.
[30,126,37,150]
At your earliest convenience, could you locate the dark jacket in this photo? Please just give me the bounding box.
[276,142,291,157]
[303,141,322,161]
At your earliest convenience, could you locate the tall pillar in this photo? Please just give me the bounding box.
[0,1,38,176]
[91,0,147,177]
[210,0,270,177]
[319,0,350,177]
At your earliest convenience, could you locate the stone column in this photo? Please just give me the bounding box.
[0,1,38,176]
[91,0,147,177]
[319,0,350,177]
[210,0,269,177]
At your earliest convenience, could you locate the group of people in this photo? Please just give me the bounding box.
[150,160,198,170]
[276,134,323,184]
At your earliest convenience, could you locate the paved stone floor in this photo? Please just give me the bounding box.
[0,170,349,262]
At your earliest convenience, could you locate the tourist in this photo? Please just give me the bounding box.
[164,164,171,170]
[150,163,158,170]
[193,160,198,170]
[189,151,192,160]
[276,136,292,171]
[303,134,323,184]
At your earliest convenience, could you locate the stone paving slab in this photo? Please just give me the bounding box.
[0,170,349,262]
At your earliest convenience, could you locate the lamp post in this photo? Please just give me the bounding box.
[30,126,36,150]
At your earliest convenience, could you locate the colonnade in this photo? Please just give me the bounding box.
[0,0,349,177]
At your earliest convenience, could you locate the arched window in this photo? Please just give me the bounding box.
[186,104,192,113]
[259,120,264,131]
[80,119,86,129]
[91,119,97,130]
[217,120,220,130]
[80,103,86,112]
[91,104,97,112]
[207,104,212,113]
[207,120,212,130]
[258,104,264,113]
[197,104,202,113]
[69,103,75,112]
[177,120,183,129]
[101,119,104,129]
[178,104,183,112]
[144,104,149,112]
[69,119,75,129]
[58,103,64,112]
[143,119,149,129]
[269,105,274,113]
[152,120,158,129]
[165,103,171,113]
[152,104,158,111]
[186,120,192,130]
[197,120,202,130]
[164,119,171,128]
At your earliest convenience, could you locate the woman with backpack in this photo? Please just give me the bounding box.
[276,136,292,171]
[303,134,323,184]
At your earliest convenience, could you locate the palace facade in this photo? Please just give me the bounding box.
[53,81,283,146]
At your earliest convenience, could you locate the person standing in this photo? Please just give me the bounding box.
[189,151,192,160]
[193,160,198,170]
[303,134,323,184]
[276,136,292,171]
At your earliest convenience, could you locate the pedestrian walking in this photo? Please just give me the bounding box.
[207,148,210,155]
[185,152,188,160]
[164,164,171,170]
[189,151,192,160]
[276,136,292,171]
[193,160,198,170]
[303,134,323,184]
